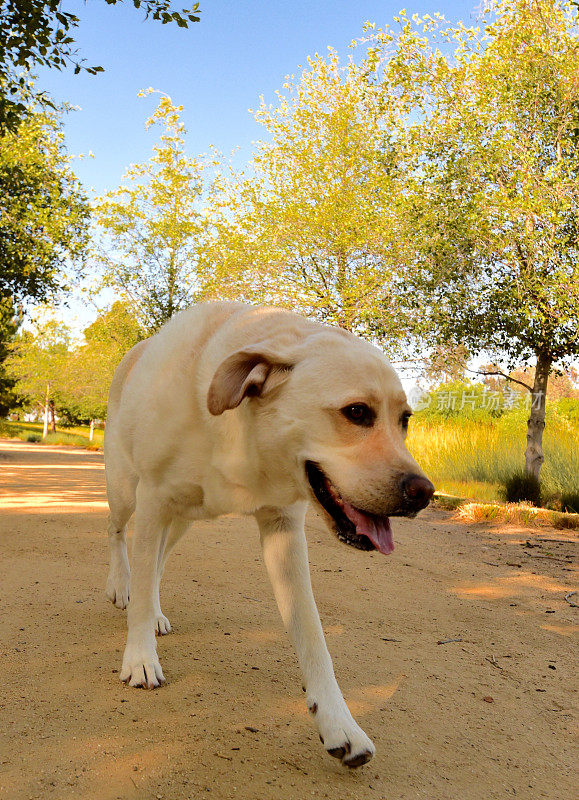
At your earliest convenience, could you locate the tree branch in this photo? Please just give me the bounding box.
[467,366,532,392]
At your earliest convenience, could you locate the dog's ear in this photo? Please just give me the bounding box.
[207,348,293,416]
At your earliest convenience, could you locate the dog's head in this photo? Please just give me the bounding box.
[207,328,434,554]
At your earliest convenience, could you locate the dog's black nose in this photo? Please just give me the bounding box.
[401,474,435,511]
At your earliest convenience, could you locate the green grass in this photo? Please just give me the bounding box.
[0,420,103,449]
[433,480,502,503]
[42,431,94,447]
[408,404,579,505]
[59,424,104,447]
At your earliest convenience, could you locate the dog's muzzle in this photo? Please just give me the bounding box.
[306,463,435,555]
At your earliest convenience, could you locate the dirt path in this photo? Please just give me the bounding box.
[0,439,576,800]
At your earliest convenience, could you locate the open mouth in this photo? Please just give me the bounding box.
[305,461,395,555]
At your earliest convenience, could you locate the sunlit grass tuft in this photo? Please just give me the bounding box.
[456,502,579,530]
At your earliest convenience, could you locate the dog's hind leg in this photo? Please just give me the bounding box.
[105,460,137,610]
[152,518,189,635]
[256,502,375,768]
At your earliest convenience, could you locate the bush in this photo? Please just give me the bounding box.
[26,434,41,443]
[561,491,579,514]
[413,381,507,422]
[503,471,541,506]
[556,398,579,424]
[56,408,90,428]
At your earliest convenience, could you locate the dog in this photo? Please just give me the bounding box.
[104,301,434,768]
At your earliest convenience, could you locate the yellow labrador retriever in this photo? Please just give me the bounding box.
[104,301,434,768]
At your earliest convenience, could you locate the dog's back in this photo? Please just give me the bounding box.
[105,302,246,456]
[107,339,149,419]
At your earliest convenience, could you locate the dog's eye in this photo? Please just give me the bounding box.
[400,411,412,430]
[341,403,375,427]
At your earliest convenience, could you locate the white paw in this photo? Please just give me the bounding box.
[120,637,165,689]
[155,613,172,635]
[308,698,375,768]
[105,568,130,609]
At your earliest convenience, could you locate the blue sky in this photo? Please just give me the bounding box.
[39,0,481,197]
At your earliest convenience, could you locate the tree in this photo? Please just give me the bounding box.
[0,99,89,416]
[0,0,201,133]
[0,103,89,307]
[5,303,143,429]
[66,302,144,422]
[6,319,73,433]
[0,295,21,416]
[383,0,579,481]
[94,91,213,332]
[201,48,411,342]
[424,344,469,387]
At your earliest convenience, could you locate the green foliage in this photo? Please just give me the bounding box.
[0,295,22,416]
[94,92,214,332]
[5,319,72,416]
[0,0,201,133]
[0,419,104,449]
[0,95,88,420]
[413,381,523,421]
[65,302,144,420]
[201,48,412,342]
[502,471,542,506]
[4,302,142,423]
[0,104,89,305]
[556,397,579,423]
[378,0,579,479]
[384,0,579,368]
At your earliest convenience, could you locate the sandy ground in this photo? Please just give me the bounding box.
[0,439,577,800]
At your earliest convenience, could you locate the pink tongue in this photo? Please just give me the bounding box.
[342,502,394,555]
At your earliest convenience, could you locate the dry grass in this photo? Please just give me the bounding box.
[455,501,579,530]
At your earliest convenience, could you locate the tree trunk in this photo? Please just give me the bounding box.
[48,399,56,433]
[89,419,95,442]
[43,382,50,438]
[336,248,353,331]
[524,351,552,481]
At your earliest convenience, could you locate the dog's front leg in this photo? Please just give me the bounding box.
[119,484,167,689]
[256,504,375,768]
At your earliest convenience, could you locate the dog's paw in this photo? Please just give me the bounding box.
[105,570,130,610]
[155,613,172,635]
[120,640,165,689]
[310,701,375,768]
